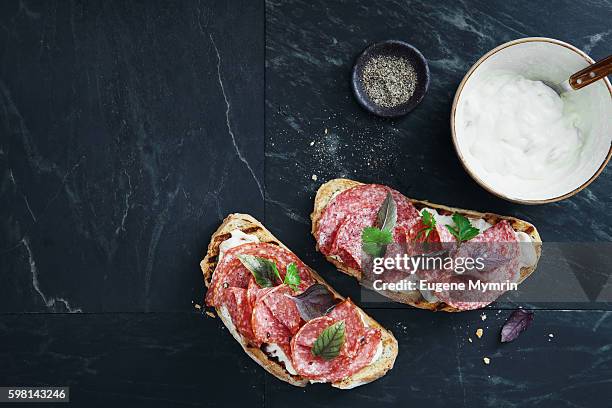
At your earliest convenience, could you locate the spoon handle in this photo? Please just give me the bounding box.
[569,55,612,90]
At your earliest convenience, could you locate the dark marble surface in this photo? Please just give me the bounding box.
[1,0,264,313]
[0,0,611,407]
[1,310,611,407]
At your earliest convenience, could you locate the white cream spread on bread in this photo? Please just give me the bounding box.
[264,344,298,375]
[219,229,260,261]
[515,231,538,269]
[218,305,239,338]
[358,310,383,365]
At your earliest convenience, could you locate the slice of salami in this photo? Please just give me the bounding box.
[291,313,382,382]
[206,243,258,306]
[346,328,382,373]
[326,299,365,357]
[331,210,377,269]
[221,287,257,344]
[262,285,303,335]
[206,261,253,307]
[251,298,292,345]
[290,316,352,381]
[246,277,274,307]
[206,243,307,307]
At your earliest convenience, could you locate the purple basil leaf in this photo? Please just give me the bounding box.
[501,309,534,343]
[288,284,337,321]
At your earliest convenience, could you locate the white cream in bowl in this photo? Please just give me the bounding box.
[452,38,611,203]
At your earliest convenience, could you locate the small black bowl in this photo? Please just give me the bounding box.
[351,40,430,118]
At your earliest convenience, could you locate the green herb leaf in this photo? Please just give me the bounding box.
[284,263,301,291]
[416,209,437,240]
[445,213,480,243]
[311,320,345,360]
[376,191,397,232]
[362,227,393,257]
[361,192,397,258]
[237,254,281,288]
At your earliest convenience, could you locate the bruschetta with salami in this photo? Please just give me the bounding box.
[201,213,398,388]
[311,179,542,312]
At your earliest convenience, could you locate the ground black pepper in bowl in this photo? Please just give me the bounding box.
[352,40,430,118]
[362,55,417,108]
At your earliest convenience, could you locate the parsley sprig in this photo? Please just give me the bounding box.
[415,209,436,241]
[445,213,480,243]
[362,227,393,257]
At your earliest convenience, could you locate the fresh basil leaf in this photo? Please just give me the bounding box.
[311,320,345,360]
[501,309,534,343]
[288,284,336,321]
[284,263,301,291]
[376,191,397,232]
[361,227,393,257]
[237,254,281,288]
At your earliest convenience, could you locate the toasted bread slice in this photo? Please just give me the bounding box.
[311,178,543,312]
[201,213,398,388]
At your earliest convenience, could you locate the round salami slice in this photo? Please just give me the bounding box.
[221,287,257,344]
[261,285,303,335]
[251,298,292,345]
[326,300,365,357]
[331,210,377,269]
[346,328,382,373]
[206,243,259,306]
[246,277,274,307]
[206,261,253,307]
[290,316,351,381]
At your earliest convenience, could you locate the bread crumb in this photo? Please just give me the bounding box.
[312,174,318,181]
[194,304,201,310]
[476,328,483,338]
[483,357,490,365]
[548,333,554,338]
[310,141,315,146]
[324,128,328,134]
[205,311,216,318]
[480,313,487,321]
[468,338,473,343]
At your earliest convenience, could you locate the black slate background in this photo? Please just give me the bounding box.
[1,0,611,407]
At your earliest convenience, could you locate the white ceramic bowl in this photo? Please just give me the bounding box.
[451,37,612,204]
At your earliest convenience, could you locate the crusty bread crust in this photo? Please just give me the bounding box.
[311,179,543,312]
[201,213,398,388]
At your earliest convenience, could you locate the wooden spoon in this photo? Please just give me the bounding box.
[547,55,611,95]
